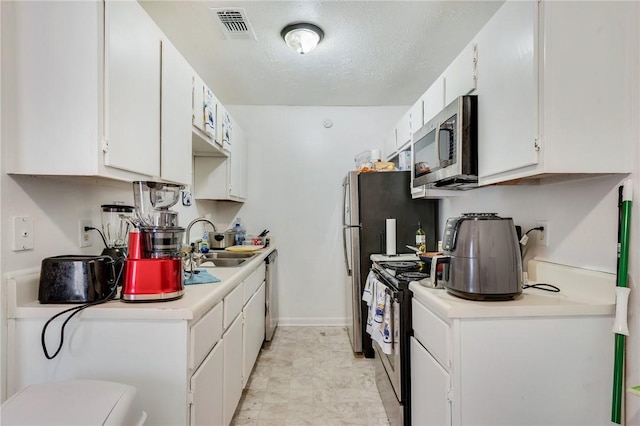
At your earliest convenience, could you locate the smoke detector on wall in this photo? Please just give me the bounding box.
[210,8,257,40]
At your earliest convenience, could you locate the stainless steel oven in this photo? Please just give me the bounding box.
[369,260,428,426]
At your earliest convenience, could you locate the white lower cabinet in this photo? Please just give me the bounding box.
[190,341,223,426]
[7,259,270,426]
[223,315,244,426]
[410,297,613,425]
[410,337,450,426]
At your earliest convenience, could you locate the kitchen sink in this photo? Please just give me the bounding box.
[210,252,257,259]
[195,251,257,267]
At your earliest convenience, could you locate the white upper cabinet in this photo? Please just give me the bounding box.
[230,123,248,200]
[192,74,228,157]
[161,38,194,185]
[475,0,638,185]
[383,128,397,160]
[194,114,248,202]
[443,43,477,106]
[217,105,233,153]
[408,99,423,140]
[395,110,412,150]
[104,1,161,177]
[192,74,206,134]
[6,1,194,184]
[422,76,445,125]
[474,1,538,182]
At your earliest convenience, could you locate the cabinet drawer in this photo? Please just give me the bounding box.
[412,298,451,368]
[243,263,266,304]
[224,283,243,329]
[190,302,223,371]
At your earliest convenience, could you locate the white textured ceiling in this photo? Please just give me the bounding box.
[140,1,504,106]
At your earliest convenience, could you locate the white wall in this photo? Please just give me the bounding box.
[227,105,405,325]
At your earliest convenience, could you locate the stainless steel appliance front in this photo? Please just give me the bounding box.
[265,250,279,341]
[342,172,362,353]
[341,171,439,358]
[412,95,478,189]
[370,263,413,426]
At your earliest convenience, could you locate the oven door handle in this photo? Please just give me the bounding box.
[370,268,400,350]
[377,280,398,351]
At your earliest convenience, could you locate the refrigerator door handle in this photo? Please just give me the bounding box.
[342,179,350,227]
[342,226,351,276]
[342,178,350,276]
[342,176,360,276]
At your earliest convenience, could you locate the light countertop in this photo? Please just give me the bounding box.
[6,246,276,323]
[409,259,616,320]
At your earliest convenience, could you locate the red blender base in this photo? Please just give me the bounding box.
[121,258,184,302]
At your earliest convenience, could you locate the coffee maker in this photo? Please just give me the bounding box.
[121,181,186,302]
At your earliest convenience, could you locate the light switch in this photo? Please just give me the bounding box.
[12,216,34,251]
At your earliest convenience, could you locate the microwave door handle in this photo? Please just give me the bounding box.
[434,121,442,168]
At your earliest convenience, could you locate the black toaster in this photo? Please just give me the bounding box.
[38,255,117,304]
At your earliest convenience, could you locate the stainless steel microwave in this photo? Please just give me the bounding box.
[412,95,478,189]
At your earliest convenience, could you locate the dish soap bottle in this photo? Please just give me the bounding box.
[416,222,426,253]
[200,229,209,253]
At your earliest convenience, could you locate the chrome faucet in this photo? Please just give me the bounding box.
[185,217,216,248]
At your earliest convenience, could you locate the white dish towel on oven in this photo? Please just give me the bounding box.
[363,271,393,354]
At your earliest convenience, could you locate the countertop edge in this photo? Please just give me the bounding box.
[7,246,276,322]
[409,282,615,320]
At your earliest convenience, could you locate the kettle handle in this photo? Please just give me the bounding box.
[430,255,449,289]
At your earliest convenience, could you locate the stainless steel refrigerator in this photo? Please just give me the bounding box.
[342,171,438,357]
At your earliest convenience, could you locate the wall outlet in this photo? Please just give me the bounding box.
[536,221,549,247]
[12,216,34,251]
[79,219,93,248]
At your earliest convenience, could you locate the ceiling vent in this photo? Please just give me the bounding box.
[210,8,256,40]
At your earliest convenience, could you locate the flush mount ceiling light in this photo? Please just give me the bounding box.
[281,23,324,54]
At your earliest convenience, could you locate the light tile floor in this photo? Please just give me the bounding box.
[231,326,391,426]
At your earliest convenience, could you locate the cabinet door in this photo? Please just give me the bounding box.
[243,282,265,388]
[395,110,411,150]
[192,74,206,132]
[104,0,161,176]
[218,107,232,152]
[190,341,223,426]
[410,337,451,426]
[223,315,243,426]
[475,1,538,181]
[383,128,397,159]
[229,122,248,200]
[161,38,193,185]
[409,99,423,139]
[422,76,445,125]
[443,42,477,106]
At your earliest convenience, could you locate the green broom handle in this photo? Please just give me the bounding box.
[612,180,632,424]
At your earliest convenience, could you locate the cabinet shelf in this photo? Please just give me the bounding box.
[192,129,229,158]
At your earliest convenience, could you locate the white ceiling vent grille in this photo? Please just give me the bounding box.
[210,8,256,40]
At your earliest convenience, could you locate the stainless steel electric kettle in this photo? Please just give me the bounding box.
[431,213,523,300]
